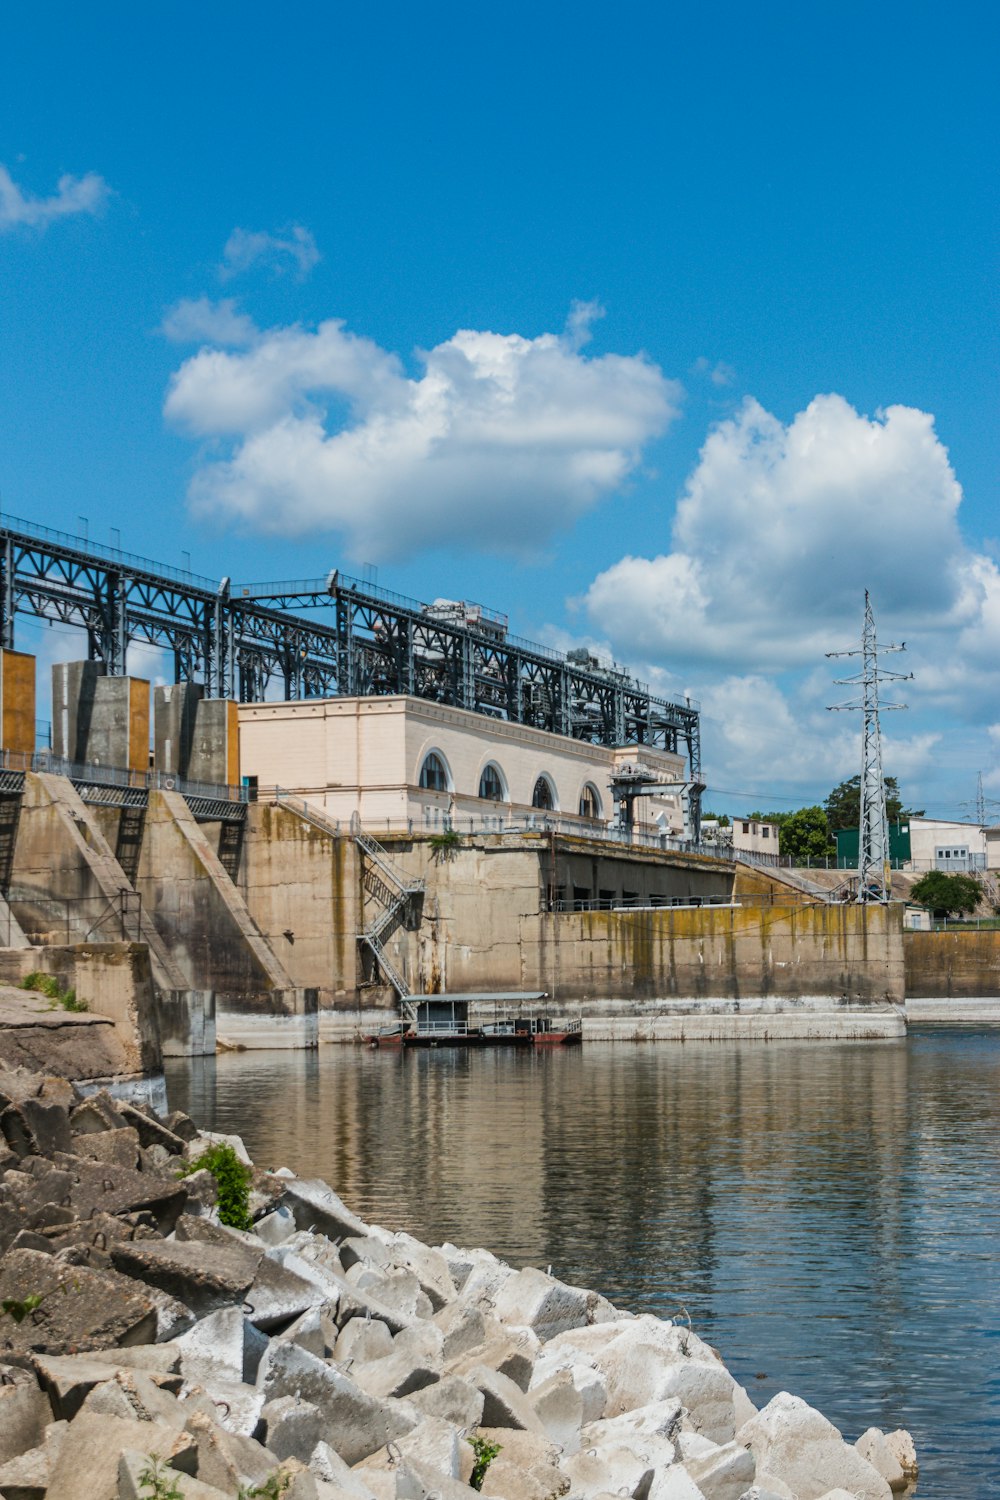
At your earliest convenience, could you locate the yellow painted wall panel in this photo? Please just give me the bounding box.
[0,649,36,754]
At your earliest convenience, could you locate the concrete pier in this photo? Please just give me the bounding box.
[51,662,149,771]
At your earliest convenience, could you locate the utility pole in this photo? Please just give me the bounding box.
[827,592,911,903]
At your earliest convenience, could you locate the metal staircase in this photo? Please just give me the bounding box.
[354,829,425,1005]
[271,791,424,1004]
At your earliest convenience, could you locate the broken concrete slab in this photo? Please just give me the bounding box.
[171,1306,269,1386]
[31,1351,178,1420]
[408,1374,484,1430]
[44,1411,198,1500]
[109,1235,262,1315]
[0,1248,157,1356]
[261,1394,326,1463]
[335,1315,395,1365]
[257,1340,418,1466]
[492,1265,591,1342]
[280,1177,369,1240]
[684,1438,757,1500]
[117,1449,231,1500]
[184,1408,280,1491]
[464,1364,547,1433]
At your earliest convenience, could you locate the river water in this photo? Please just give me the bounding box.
[165,1028,1000,1497]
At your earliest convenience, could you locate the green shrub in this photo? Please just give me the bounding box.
[238,1473,291,1499]
[178,1141,252,1230]
[138,1455,184,1500]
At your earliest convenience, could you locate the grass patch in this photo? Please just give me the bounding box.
[21,972,87,1012]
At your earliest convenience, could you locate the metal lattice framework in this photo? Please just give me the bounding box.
[827,591,910,903]
[0,515,702,811]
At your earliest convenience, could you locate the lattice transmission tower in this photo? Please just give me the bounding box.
[827,592,912,903]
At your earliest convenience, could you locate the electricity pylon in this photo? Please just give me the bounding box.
[959,772,1000,828]
[827,592,912,903]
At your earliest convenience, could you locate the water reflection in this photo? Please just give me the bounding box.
[167,1029,1000,1497]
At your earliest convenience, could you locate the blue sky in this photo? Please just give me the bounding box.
[1,2,998,818]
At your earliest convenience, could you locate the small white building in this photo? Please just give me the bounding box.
[702,818,781,856]
[905,817,986,872]
[238,694,689,836]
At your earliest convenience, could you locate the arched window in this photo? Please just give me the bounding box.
[419,752,449,792]
[579,783,602,820]
[479,763,506,802]
[532,775,555,811]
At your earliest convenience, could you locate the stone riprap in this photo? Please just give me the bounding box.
[0,1061,919,1499]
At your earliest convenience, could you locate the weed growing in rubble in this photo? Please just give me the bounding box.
[21,971,87,1011]
[137,1455,184,1500]
[238,1472,291,1499]
[1,1293,44,1323]
[178,1140,253,1231]
[469,1435,502,1491]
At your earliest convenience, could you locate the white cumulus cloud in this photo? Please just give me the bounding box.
[0,162,109,230]
[164,305,682,561]
[220,224,320,280]
[586,393,972,673]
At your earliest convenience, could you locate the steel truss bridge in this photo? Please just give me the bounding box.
[1,514,701,800]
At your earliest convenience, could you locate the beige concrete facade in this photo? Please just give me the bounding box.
[238,694,688,835]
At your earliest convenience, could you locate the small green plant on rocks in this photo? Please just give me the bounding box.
[21,971,87,1011]
[1,1293,44,1323]
[469,1435,502,1491]
[238,1472,291,1499]
[138,1454,185,1500]
[177,1141,252,1230]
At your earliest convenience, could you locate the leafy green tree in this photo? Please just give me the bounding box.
[910,870,981,918]
[824,776,922,831]
[778,806,836,863]
[702,811,730,827]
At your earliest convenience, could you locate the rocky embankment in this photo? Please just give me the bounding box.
[0,1063,919,1500]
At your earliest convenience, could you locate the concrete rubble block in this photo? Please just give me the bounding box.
[352,1347,443,1402]
[1,1097,73,1159]
[386,1232,457,1311]
[171,1305,269,1386]
[0,1367,50,1464]
[581,1397,683,1452]
[646,1468,707,1500]
[245,1252,325,1331]
[261,1394,326,1463]
[255,1204,297,1246]
[585,1288,629,1325]
[280,1177,370,1240]
[179,1168,218,1217]
[184,1407,280,1491]
[449,1328,539,1392]
[356,1415,475,1486]
[336,1315,396,1364]
[408,1374,485,1430]
[44,1411,198,1500]
[390,1320,446,1367]
[736,1393,893,1500]
[453,1249,518,1310]
[257,1339,419,1466]
[437,1242,476,1294]
[69,1092,124,1135]
[472,1427,570,1500]
[464,1364,547,1433]
[87,1343,181,1376]
[683,1439,756,1500]
[854,1428,907,1491]
[347,1266,433,1322]
[527,1368,584,1453]
[562,1440,658,1499]
[309,1439,381,1498]
[340,1234,394,1273]
[275,1304,335,1359]
[882,1429,918,1483]
[32,1352,180,1421]
[431,1299,486,1360]
[114,1099,188,1155]
[735,1485,795,1500]
[0,1248,157,1355]
[492,1266,591,1342]
[186,1129,253,1166]
[0,1437,53,1500]
[117,1449,231,1500]
[394,1455,482,1500]
[184,1375,267,1437]
[336,1279,420,1338]
[72,1126,141,1169]
[109,1235,263,1315]
[51,1151,189,1233]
